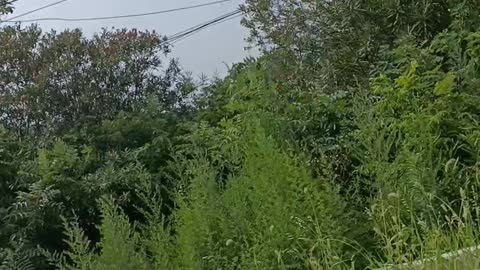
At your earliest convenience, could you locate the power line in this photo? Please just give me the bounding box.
[167,11,240,45]
[5,0,72,22]
[4,5,243,48]
[169,13,242,45]
[170,14,243,45]
[6,0,232,23]
[167,10,241,43]
[167,11,239,40]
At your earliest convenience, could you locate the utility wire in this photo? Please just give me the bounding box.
[166,10,241,45]
[170,14,242,45]
[6,0,232,23]
[4,0,72,22]
[167,10,239,40]
[167,10,240,41]
[5,5,243,48]
[167,12,240,44]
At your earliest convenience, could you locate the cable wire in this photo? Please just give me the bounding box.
[166,10,241,45]
[170,14,242,45]
[5,0,72,21]
[5,6,243,48]
[167,11,240,43]
[6,0,232,23]
[168,10,239,40]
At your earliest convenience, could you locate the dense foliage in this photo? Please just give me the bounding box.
[2,0,480,269]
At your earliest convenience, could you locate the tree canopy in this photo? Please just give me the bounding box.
[2,1,480,269]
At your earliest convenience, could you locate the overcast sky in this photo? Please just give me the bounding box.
[2,0,257,77]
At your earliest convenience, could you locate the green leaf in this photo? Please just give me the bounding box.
[434,73,455,96]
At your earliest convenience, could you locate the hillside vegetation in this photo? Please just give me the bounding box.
[2,0,480,269]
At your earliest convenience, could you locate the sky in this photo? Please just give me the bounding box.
[2,0,257,77]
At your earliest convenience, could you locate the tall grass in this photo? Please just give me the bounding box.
[48,110,480,270]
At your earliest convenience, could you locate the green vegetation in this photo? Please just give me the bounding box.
[1,0,480,269]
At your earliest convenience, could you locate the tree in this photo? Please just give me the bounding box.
[241,0,454,92]
[0,22,194,268]
[0,0,14,15]
[4,0,480,269]
[0,126,21,245]
[0,25,187,137]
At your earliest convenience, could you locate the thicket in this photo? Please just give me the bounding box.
[1,0,480,269]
